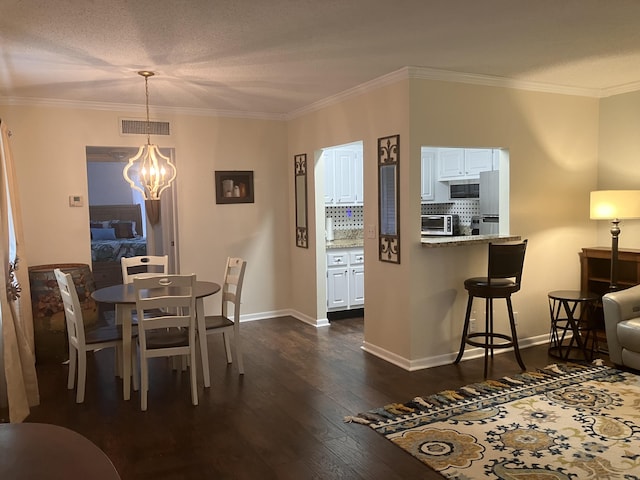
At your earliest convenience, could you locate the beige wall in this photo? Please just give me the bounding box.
[1,104,290,318]
[406,79,600,366]
[597,90,640,248]
[287,81,411,345]
[4,73,637,370]
[288,77,601,368]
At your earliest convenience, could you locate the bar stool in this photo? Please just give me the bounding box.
[454,239,528,378]
[548,290,599,361]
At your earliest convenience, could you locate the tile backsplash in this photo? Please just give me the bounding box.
[422,200,479,226]
[325,205,364,231]
[326,202,478,236]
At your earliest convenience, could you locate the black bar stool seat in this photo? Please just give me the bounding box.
[464,277,520,296]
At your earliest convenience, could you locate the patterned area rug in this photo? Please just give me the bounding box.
[345,363,640,479]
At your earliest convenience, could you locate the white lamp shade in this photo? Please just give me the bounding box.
[590,190,640,220]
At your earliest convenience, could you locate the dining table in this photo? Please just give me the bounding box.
[0,423,121,479]
[91,280,221,400]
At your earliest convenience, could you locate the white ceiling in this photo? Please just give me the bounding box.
[2,0,640,118]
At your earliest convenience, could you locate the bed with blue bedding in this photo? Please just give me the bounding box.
[89,204,147,287]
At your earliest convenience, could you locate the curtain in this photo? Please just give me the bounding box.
[0,119,40,422]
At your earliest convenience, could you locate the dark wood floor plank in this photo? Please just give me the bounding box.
[4,315,609,479]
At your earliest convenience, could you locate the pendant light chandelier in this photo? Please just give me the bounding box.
[123,71,176,200]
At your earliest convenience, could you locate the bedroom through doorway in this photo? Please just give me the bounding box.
[85,146,178,290]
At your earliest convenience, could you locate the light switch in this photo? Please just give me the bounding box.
[69,195,83,207]
[367,224,376,239]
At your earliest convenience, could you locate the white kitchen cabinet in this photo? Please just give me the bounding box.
[349,266,365,306]
[327,248,364,311]
[437,148,465,180]
[437,148,493,181]
[324,148,363,205]
[323,150,335,204]
[464,149,493,176]
[348,250,364,307]
[422,148,453,203]
[421,148,436,201]
[327,267,349,310]
[354,151,363,204]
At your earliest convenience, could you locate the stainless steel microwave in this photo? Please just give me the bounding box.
[450,183,479,199]
[421,214,459,236]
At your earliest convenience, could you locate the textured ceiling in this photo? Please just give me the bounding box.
[2,0,640,117]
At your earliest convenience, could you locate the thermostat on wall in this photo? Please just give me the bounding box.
[69,195,83,207]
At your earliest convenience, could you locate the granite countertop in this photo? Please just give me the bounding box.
[420,234,521,248]
[326,238,364,249]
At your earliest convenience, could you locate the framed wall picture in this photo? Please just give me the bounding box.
[294,154,308,248]
[215,170,255,204]
[378,134,400,264]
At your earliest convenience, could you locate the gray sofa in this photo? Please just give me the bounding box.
[602,284,640,371]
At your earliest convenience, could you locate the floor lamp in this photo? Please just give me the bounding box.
[590,190,640,291]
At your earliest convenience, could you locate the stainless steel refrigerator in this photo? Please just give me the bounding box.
[479,170,499,235]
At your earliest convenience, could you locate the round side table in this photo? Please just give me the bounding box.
[547,290,599,361]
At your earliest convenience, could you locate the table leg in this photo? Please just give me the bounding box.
[196,299,211,388]
[562,300,585,353]
[116,304,132,401]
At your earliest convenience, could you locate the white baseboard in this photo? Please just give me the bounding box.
[363,333,550,372]
[238,312,551,366]
[240,309,329,328]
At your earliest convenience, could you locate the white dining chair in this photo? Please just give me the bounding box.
[121,255,169,321]
[133,274,198,411]
[204,257,247,374]
[121,255,168,284]
[54,268,138,403]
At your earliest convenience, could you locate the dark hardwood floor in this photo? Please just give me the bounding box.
[9,316,607,479]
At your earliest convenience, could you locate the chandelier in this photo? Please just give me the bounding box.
[123,71,177,200]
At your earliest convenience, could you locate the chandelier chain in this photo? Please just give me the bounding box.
[123,70,176,201]
[144,75,151,144]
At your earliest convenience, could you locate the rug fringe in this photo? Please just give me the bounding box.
[385,402,417,415]
[460,386,481,396]
[346,362,614,426]
[412,396,434,408]
[343,415,371,425]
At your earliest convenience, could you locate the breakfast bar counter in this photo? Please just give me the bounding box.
[421,234,521,248]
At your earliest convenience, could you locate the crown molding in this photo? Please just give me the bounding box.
[285,66,607,120]
[3,66,639,121]
[405,66,605,97]
[0,96,286,121]
[287,66,640,120]
[601,80,640,98]
[408,66,640,98]
[285,68,411,119]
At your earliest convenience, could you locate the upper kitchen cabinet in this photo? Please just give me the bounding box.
[421,148,436,201]
[437,148,493,181]
[323,149,335,204]
[421,147,449,203]
[324,146,363,205]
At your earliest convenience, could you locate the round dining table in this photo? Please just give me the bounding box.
[92,280,221,400]
[0,423,121,479]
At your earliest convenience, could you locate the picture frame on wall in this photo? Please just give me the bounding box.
[215,170,255,204]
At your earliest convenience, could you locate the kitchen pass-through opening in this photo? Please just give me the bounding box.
[420,146,509,237]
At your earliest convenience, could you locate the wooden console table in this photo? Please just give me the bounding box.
[579,247,640,352]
